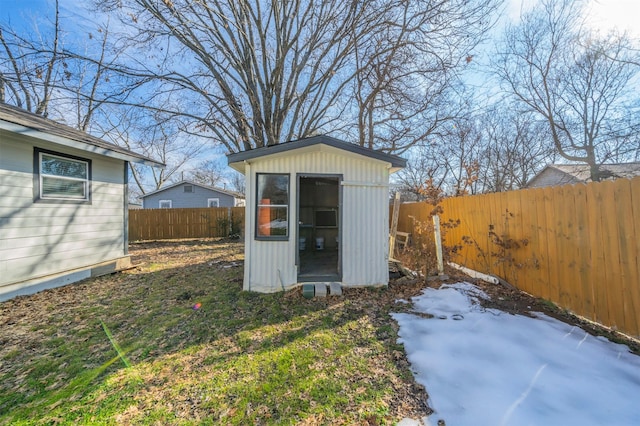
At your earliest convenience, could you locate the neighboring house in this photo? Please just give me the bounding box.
[526,163,640,188]
[0,102,164,301]
[140,180,245,209]
[227,135,406,293]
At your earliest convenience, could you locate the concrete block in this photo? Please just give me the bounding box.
[302,284,315,299]
[314,283,327,297]
[329,282,342,296]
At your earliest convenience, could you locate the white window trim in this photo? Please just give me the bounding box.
[208,198,220,207]
[39,152,90,201]
[159,200,172,208]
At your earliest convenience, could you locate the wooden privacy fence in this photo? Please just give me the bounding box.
[129,207,245,241]
[396,176,640,338]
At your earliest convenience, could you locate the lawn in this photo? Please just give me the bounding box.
[0,239,430,425]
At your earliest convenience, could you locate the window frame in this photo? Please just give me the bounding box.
[159,200,172,208]
[33,148,92,204]
[184,185,194,193]
[208,198,220,207]
[255,173,290,241]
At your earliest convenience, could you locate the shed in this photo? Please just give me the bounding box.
[227,135,406,293]
[140,180,244,208]
[0,102,164,301]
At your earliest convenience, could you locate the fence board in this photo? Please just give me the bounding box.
[395,176,640,338]
[614,179,639,336]
[630,180,640,336]
[573,184,593,320]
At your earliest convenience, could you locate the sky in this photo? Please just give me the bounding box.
[506,0,640,36]
[394,282,640,426]
[1,0,639,188]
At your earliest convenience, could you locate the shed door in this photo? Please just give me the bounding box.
[297,175,341,282]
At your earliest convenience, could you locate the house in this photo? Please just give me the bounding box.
[0,102,164,301]
[227,135,406,293]
[140,180,244,209]
[526,163,640,188]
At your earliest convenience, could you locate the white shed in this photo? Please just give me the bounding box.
[227,135,406,293]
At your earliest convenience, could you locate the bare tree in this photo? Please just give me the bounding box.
[351,1,500,153]
[97,0,500,153]
[94,105,206,193]
[185,159,225,188]
[495,0,640,181]
[395,148,450,202]
[227,170,246,195]
[478,106,556,192]
[0,0,63,116]
[0,8,207,195]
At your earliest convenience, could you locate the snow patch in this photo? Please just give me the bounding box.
[393,282,640,426]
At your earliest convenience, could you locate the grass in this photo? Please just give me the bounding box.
[0,239,429,425]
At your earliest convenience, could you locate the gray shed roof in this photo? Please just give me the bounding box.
[140,179,245,199]
[226,135,406,172]
[0,102,164,168]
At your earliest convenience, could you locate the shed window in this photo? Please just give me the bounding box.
[37,150,90,201]
[256,174,289,239]
[159,200,172,208]
[184,185,193,193]
[208,198,220,207]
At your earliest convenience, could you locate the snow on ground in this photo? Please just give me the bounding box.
[393,282,640,426]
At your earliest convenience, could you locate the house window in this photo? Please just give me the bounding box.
[184,185,193,193]
[36,149,90,202]
[208,198,220,207]
[159,200,172,208]
[256,174,289,239]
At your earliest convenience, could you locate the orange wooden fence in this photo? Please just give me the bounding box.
[128,207,245,241]
[396,176,640,338]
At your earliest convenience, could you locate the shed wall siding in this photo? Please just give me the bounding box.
[243,147,390,292]
[0,131,127,288]
[142,184,236,208]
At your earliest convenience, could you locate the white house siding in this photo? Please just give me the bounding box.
[0,131,127,292]
[243,145,390,292]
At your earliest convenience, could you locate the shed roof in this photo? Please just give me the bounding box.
[226,135,406,173]
[140,179,244,199]
[0,102,164,168]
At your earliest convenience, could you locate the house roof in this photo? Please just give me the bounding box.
[527,162,640,187]
[0,102,164,168]
[140,179,244,199]
[226,135,407,173]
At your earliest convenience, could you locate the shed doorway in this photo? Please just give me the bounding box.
[297,175,341,282]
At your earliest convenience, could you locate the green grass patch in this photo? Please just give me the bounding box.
[0,239,429,424]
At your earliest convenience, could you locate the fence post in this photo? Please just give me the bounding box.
[389,192,400,260]
[433,215,445,277]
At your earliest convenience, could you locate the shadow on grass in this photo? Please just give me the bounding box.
[0,239,430,425]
